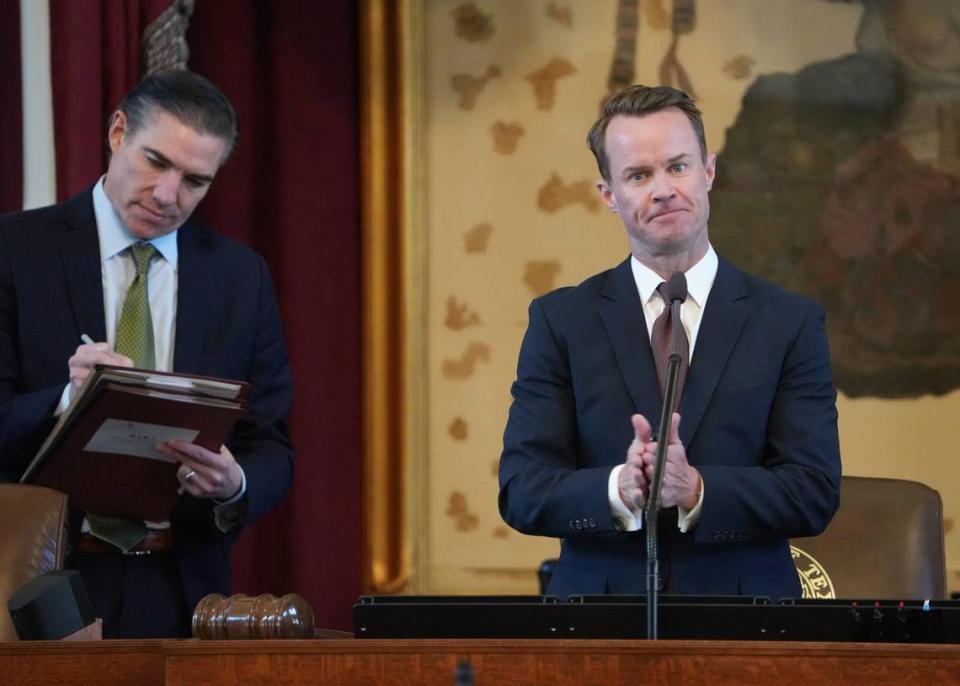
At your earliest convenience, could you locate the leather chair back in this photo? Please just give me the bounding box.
[791,476,946,600]
[0,484,69,640]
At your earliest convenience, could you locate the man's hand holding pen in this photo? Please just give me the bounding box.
[68,334,134,403]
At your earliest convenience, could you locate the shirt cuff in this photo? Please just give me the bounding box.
[608,464,643,532]
[677,475,704,533]
[213,466,248,533]
[54,383,72,417]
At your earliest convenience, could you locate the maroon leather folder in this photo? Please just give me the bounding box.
[21,366,249,521]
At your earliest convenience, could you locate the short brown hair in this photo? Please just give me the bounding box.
[587,85,706,181]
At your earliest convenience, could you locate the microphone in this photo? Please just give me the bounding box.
[665,271,687,304]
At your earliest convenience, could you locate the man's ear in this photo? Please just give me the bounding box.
[107,110,128,154]
[704,152,717,191]
[597,180,619,214]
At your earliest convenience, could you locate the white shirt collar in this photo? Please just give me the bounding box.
[630,244,718,306]
[92,177,179,270]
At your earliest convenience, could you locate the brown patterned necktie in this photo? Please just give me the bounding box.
[650,275,689,411]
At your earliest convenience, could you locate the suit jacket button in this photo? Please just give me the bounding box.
[588,518,597,529]
[574,520,583,530]
[712,533,721,541]
[568,520,575,530]
[613,518,625,532]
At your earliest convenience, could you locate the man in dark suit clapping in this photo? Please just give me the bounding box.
[499,85,841,600]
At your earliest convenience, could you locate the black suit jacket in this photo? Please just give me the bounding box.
[0,188,293,609]
[499,256,841,600]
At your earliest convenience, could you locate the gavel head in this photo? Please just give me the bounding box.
[192,592,315,639]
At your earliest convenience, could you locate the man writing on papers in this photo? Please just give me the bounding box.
[499,85,841,599]
[0,71,293,637]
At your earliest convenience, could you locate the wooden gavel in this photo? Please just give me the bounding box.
[192,593,315,639]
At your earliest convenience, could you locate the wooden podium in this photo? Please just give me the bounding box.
[2,638,960,685]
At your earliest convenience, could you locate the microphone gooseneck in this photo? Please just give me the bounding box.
[646,270,688,640]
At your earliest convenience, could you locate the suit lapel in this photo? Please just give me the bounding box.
[173,222,213,373]
[58,190,107,342]
[598,258,663,422]
[679,257,749,447]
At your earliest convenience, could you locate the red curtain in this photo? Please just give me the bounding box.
[48,1,362,629]
[188,1,362,631]
[0,0,22,212]
[50,0,171,200]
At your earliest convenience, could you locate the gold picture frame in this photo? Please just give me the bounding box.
[360,0,424,594]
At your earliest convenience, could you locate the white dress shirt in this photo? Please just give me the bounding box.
[607,245,719,533]
[93,178,179,371]
[56,177,178,413]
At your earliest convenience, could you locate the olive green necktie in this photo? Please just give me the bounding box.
[114,242,158,369]
[87,242,159,552]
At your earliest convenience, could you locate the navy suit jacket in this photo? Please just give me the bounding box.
[499,255,841,600]
[0,189,293,610]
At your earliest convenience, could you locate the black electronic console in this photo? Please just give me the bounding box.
[354,595,562,639]
[353,595,960,643]
[782,598,960,644]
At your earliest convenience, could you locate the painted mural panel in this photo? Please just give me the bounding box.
[415,0,959,594]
